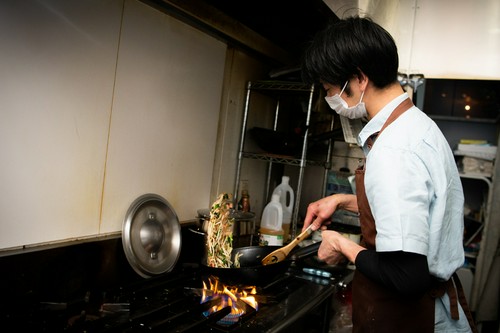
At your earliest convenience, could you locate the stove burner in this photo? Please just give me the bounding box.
[3,265,340,333]
[206,302,256,329]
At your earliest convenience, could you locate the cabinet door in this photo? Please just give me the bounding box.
[423,79,455,117]
[423,79,500,120]
[453,80,500,119]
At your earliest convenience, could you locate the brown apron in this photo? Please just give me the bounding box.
[352,98,477,332]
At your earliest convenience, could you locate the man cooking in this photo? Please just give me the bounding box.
[301,16,476,332]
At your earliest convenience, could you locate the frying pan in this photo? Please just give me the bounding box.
[201,242,321,286]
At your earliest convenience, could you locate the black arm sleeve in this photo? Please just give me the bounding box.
[354,250,431,297]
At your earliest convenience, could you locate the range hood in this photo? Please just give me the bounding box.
[142,0,338,66]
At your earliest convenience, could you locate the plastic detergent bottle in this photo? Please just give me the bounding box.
[272,176,294,242]
[259,194,284,246]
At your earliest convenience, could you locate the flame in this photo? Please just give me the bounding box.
[201,277,258,322]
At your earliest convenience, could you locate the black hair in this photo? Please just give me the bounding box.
[301,16,399,89]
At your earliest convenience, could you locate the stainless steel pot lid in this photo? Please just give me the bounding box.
[122,194,181,278]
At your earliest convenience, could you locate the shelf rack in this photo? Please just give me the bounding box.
[233,80,333,241]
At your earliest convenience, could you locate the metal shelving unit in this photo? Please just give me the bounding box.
[240,152,327,167]
[460,173,493,264]
[459,171,496,311]
[233,80,334,241]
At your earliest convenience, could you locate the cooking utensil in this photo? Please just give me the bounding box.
[261,224,314,265]
[122,194,181,278]
[201,242,320,286]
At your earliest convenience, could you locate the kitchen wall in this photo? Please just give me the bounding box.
[392,0,500,79]
[0,0,231,251]
[210,47,274,225]
[326,0,500,79]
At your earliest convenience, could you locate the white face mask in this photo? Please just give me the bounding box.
[325,81,367,119]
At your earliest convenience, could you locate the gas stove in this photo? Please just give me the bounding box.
[0,219,352,333]
[7,262,341,333]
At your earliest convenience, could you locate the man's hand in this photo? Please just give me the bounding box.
[302,193,358,232]
[318,230,365,265]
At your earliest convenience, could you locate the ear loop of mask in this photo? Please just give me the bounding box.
[339,81,348,96]
[359,90,365,103]
[344,80,365,104]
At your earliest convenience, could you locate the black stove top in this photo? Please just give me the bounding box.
[6,262,341,333]
[0,223,352,333]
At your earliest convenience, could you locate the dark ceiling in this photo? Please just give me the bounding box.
[203,0,339,61]
[142,0,339,67]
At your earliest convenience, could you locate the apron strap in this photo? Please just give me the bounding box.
[446,278,460,319]
[429,274,478,333]
[452,273,479,333]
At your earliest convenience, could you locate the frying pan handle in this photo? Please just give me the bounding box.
[289,241,321,261]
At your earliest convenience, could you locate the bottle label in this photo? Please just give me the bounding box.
[259,233,283,246]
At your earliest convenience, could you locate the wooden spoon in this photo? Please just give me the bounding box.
[261,225,314,265]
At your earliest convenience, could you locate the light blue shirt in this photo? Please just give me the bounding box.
[358,93,471,332]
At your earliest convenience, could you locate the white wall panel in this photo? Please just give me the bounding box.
[99,0,226,233]
[326,0,500,79]
[393,0,500,79]
[0,0,122,248]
